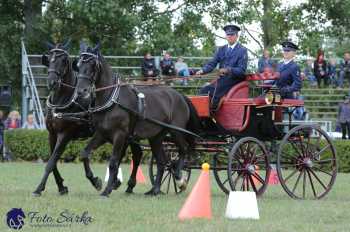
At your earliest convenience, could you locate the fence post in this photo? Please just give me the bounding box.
[21,38,28,123]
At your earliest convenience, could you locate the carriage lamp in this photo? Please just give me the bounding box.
[265,91,274,104]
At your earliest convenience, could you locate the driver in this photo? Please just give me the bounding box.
[196,24,248,110]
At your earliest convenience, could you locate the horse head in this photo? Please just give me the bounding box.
[42,39,71,91]
[74,41,102,100]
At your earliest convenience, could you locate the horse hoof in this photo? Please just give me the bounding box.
[94,177,103,191]
[100,192,110,198]
[125,188,133,194]
[144,188,155,195]
[32,192,41,197]
[144,188,163,196]
[59,186,69,195]
[112,180,121,190]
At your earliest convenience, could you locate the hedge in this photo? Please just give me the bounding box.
[3,129,147,163]
[3,129,350,173]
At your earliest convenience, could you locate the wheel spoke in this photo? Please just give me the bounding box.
[251,172,264,184]
[303,169,306,198]
[297,131,307,157]
[290,141,303,157]
[306,168,317,198]
[222,177,230,185]
[172,171,178,193]
[309,168,328,190]
[280,151,303,163]
[284,168,299,183]
[312,166,334,177]
[292,169,303,194]
[166,172,171,194]
[248,175,258,193]
[161,171,170,185]
[313,158,335,164]
[249,144,259,162]
[313,144,331,159]
[232,172,243,190]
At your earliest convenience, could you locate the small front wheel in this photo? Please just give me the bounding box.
[148,145,191,194]
[227,137,270,197]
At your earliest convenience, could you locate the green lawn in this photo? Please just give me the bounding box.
[0,162,349,232]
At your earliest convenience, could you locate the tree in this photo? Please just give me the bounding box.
[0,0,23,105]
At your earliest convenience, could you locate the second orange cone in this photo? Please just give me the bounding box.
[178,163,212,220]
[130,160,146,184]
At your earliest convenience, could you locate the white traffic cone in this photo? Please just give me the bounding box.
[104,167,123,183]
[225,191,259,220]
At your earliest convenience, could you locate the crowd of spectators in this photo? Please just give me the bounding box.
[141,52,197,85]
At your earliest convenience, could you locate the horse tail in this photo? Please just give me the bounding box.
[181,94,202,149]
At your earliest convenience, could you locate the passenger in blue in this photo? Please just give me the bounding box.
[275,41,302,99]
[197,24,248,109]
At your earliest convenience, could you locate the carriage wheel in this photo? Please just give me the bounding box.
[148,145,191,194]
[277,125,337,199]
[228,137,270,197]
[213,152,231,194]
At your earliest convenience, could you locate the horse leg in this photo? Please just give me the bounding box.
[111,142,129,191]
[48,132,68,195]
[80,133,106,191]
[172,132,190,191]
[145,133,166,195]
[125,141,143,193]
[100,132,127,197]
[33,133,70,197]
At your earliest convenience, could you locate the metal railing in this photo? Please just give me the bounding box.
[21,40,45,129]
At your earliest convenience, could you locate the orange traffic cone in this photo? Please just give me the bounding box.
[130,160,146,184]
[252,165,260,186]
[178,163,211,220]
[268,165,279,185]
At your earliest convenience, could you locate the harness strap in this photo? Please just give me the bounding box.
[116,102,201,139]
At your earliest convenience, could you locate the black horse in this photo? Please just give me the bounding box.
[32,41,144,196]
[74,42,200,197]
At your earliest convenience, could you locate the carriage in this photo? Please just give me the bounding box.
[148,73,337,199]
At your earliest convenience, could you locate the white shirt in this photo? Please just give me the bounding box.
[228,42,238,50]
[283,58,294,65]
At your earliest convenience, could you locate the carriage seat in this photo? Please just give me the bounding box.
[214,81,249,131]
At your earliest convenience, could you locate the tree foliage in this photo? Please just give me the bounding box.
[2,0,350,106]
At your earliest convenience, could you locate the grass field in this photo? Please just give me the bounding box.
[0,162,349,232]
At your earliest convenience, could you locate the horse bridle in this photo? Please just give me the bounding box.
[47,48,75,90]
[46,49,85,111]
[77,52,101,84]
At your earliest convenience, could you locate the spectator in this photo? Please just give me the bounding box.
[160,52,175,76]
[313,49,328,88]
[328,58,338,88]
[258,49,274,73]
[141,52,159,81]
[175,57,190,86]
[338,52,350,88]
[303,59,317,88]
[22,114,39,129]
[4,110,21,130]
[337,95,350,139]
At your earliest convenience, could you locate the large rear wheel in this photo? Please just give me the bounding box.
[277,125,337,199]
